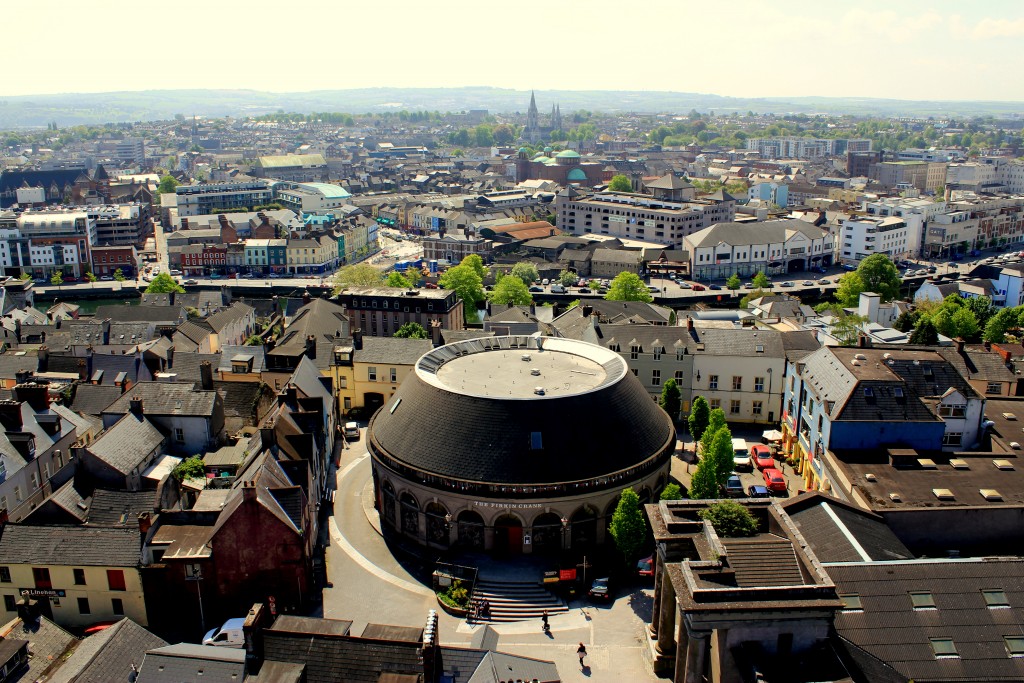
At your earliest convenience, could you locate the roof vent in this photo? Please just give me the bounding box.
[994,459,1015,470]
[932,488,956,501]
[1011,442,1022,450]
[889,492,902,502]
[533,387,545,395]
[1002,412,1017,420]
[530,368,541,376]
[980,488,1003,501]
[917,458,937,469]
[864,473,877,482]
[854,353,867,360]
[851,359,862,366]
[949,458,970,469]
[521,354,532,362]
[883,352,892,359]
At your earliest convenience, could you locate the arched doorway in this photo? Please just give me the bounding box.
[570,505,597,549]
[457,510,484,550]
[494,514,524,555]
[399,492,419,537]
[424,502,450,547]
[364,392,385,416]
[637,487,652,505]
[531,512,564,555]
[381,480,397,528]
[788,259,806,273]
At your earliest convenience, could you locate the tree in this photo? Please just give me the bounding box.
[659,483,683,501]
[964,296,996,328]
[688,396,711,441]
[688,460,719,500]
[394,322,428,339]
[17,273,30,281]
[145,272,185,294]
[659,378,681,421]
[245,334,264,346]
[909,318,939,345]
[699,408,727,460]
[439,264,485,313]
[608,174,632,192]
[172,455,205,482]
[50,271,64,287]
[333,263,384,290]
[739,288,768,308]
[84,271,97,283]
[489,274,533,305]
[492,124,514,144]
[605,271,653,302]
[699,501,758,538]
[113,268,126,282]
[726,273,741,292]
[893,309,920,333]
[385,271,412,288]
[834,271,866,307]
[609,488,647,564]
[558,270,578,287]
[836,255,901,306]
[158,174,178,195]
[752,271,771,289]
[510,262,539,285]
[460,254,488,281]
[984,307,1021,343]
[708,427,736,489]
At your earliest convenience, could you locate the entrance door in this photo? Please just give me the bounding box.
[364,393,385,416]
[493,514,523,555]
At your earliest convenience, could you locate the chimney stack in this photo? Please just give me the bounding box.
[13,383,48,411]
[954,337,965,353]
[76,358,89,381]
[305,335,317,359]
[0,401,23,431]
[422,610,440,683]
[137,512,152,535]
[581,305,593,318]
[686,316,694,331]
[129,396,144,418]
[302,290,312,305]
[199,361,214,390]
[429,320,441,347]
[352,329,363,351]
[37,346,49,373]
[242,480,257,502]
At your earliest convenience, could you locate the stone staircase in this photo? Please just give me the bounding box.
[470,580,569,623]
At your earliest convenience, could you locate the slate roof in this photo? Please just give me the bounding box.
[216,345,266,373]
[166,353,222,382]
[2,616,78,681]
[105,382,218,418]
[688,218,828,248]
[89,413,165,474]
[829,558,1024,683]
[48,618,167,683]
[87,489,156,527]
[354,337,432,366]
[93,304,184,324]
[0,352,37,380]
[205,302,253,334]
[936,344,1016,384]
[173,320,213,348]
[90,354,147,386]
[136,643,246,683]
[782,493,912,563]
[0,525,141,567]
[272,298,349,356]
[71,384,124,417]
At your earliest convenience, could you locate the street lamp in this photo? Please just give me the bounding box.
[561,515,569,550]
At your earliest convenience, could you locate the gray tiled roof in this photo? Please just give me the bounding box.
[688,218,828,249]
[0,525,141,567]
[0,352,37,380]
[6,616,78,681]
[136,643,245,683]
[167,353,223,382]
[205,301,253,333]
[354,337,432,366]
[89,413,165,474]
[782,494,912,563]
[94,304,184,324]
[71,384,124,417]
[48,618,166,683]
[104,382,218,418]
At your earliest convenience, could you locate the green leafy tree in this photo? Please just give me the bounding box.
[439,264,485,313]
[688,395,711,441]
[158,174,179,194]
[708,426,736,489]
[84,271,97,283]
[609,487,648,564]
[659,378,681,421]
[608,174,632,192]
[983,307,1021,343]
[688,460,719,500]
[699,408,727,458]
[492,124,515,144]
[333,263,384,292]
[739,288,768,308]
[699,501,758,538]
[605,271,653,302]
[909,318,939,345]
[460,254,488,281]
[145,272,185,294]
[659,483,683,501]
[172,455,205,482]
[17,273,30,281]
[834,271,866,307]
[245,334,264,346]
[964,296,996,328]
[836,255,901,306]
[113,268,126,282]
[893,309,920,332]
[510,262,539,285]
[385,271,412,288]
[50,271,64,287]
[726,273,741,291]
[558,270,578,287]
[488,274,533,305]
[752,271,771,289]
[393,322,428,339]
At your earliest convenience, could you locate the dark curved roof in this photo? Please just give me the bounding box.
[369,352,674,485]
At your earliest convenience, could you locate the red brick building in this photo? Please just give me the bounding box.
[181,243,227,275]
[90,244,138,277]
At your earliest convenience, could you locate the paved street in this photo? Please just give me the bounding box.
[324,427,661,682]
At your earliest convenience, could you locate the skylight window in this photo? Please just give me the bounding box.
[930,638,958,658]
[982,589,1010,608]
[840,594,862,611]
[911,592,936,609]
[530,432,543,450]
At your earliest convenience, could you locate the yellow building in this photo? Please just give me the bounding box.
[349,334,432,415]
[0,526,148,629]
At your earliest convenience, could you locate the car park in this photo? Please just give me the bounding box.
[725,475,745,498]
[762,467,787,493]
[588,577,613,602]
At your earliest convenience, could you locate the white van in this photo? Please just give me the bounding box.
[732,438,752,471]
[203,617,246,648]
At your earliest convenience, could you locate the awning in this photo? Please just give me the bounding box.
[763,429,783,442]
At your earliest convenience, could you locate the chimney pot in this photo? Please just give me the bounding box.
[129,396,144,417]
[199,360,214,391]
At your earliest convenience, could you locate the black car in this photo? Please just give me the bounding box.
[183,279,198,285]
[709,284,722,290]
[588,577,613,602]
[579,287,591,293]
[528,286,543,293]
[747,485,771,499]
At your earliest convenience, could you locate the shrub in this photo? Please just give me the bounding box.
[698,501,758,538]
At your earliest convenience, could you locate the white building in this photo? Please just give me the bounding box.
[839,216,911,264]
[274,182,352,214]
[684,218,834,279]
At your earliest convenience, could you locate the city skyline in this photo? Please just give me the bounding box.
[7,0,1024,102]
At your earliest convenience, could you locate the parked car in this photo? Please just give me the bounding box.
[709,284,722,290]
[692,284,706,291]
[203,618,246,648]
[528,286,543,293]
[733,438,752,472]
[679,282,692,289]
[926,266,937,273]
[743,282,754,288]
[99,275,113,281]
[725,475,745,498]
[762,467,787,493]
[817,279,830,285]
[183,279,198,285]
[746,485,771,499]
[209,273,222,279]
[343,422,360,440]
[802,280,814,286]
[751,444,774,470]
[424,282,438,289]
[637,555,654,579]
[588,577,613,602]
[169,269,182,276]
[648,285,660,292]
[780,281,794,287]
[579,287,591,293]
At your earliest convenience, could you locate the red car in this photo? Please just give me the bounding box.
[762,467,787,493]
[692,284,706,291]
[751,444,774,470]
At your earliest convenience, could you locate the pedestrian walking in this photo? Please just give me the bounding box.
[541,610,549,633]
[577,643,587,668]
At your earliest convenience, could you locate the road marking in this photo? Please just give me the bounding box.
[329,517,432,597]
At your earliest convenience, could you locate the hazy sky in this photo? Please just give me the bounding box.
[7,0,1024,101]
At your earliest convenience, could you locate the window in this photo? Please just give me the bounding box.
[730,400,741,415]
[709,375,719,390]
[174,428,184,443]
[840,593,862,610]
[754,377,765,392]
[29,473,38,490]
[938,404,967,418]
[910,591,936,609]
[929,638,958,658]
[32,568,51,590]
[73,568,86,585]
[107,570,126,591]
[652,370,661,386]
[2,595,14,612]
[942,431,963,447]
[653,348,662,361]
[675,371,685,382]
[982,589,1010,608]
[0,568,9,583]
[390,368,397,383]
[13,487,21,503]
[343,397,352,410]
[987,382,1003,394]
[676,349,685,361]
[1006,636,1024,657]
[630,345,640,360]
[631,368,638,376]
[77,597,91,615]
[753,401,763,416]
[709,398,721,410]
[368,367,377,382]
[732,376,742,391]
[112,598,124,616]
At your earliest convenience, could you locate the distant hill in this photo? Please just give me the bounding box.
[0,87,1021,129]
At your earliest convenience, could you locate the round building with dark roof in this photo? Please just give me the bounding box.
[367,335,675,554]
